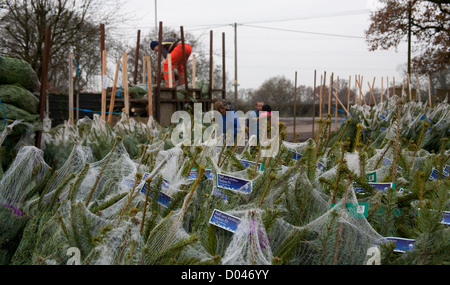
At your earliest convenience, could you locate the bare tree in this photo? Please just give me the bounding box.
[0,0,126,92]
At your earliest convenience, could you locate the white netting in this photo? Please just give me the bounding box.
[0,95,449,265]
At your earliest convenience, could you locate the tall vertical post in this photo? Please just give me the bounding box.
[101,50,107,122]
[36,29,51,149]
[122,52,129,122]
[234,23,238,102]
[180,26,189,91]
[134,29,141,85]
[209,30,213,99]
[146,57,153,117]
[293,71,297,142]
[155,21,162,122]
[312,70,317,137]
[68,53,74,126]
[222,32,226,100]
[100,24,105,74]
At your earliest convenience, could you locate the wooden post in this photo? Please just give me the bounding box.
[328,73,333,115]
[222,32,226,100]
[335,76,339,132]
[146,56,153,117]
[68,53,74,126]
[142,55,147,84]
[122,52,129,121]
[155,21,162,123]
[357,78,366,105]
[319,74,323,119]
[36,29,51,149]
[387,76,389,99]
[427,74,432,107]
[192,54,196,98]
[100,24,105,73]
[293,71,297,142]
[107,60,120,124]
[347,75,351,112]
[180,26,189,92]
[167,53,173,88]
[332,91,349,117]
[393,76,396,97]
[416,74,420,102]
[368,78,376,106]
[402,79,405,97]
[133,30,141,85]
[381,77,384,104]
[101,50,107,122]
[312,70,316,137]
[407,74,411,101]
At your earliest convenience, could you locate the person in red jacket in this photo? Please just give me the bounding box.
[151,38,192,87]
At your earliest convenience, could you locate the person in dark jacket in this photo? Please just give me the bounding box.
[151,37,192,87]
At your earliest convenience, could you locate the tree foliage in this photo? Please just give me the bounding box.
[365,0,449,75]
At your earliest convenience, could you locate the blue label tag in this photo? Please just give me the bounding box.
[209,209,241,233]
[443,165,450,176]
[239,159,264,171]
[211,186,229,202]
[379,237,416,253]
[216,173,253,194]
[317,162,324,171]
[429,168,448,180]
[139,172,172,207]
[441,211,450,225]
[291,151,303,161]
[353,182,395,193]
[188,168,214,180]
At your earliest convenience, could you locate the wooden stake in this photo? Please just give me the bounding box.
[293,71,297,142]
[416,74,420,102]
[313,70,317,137]
[335,76,339,132]
[427,74,432,107]
[381,76,384,104]
[101,49,107,122]
[319,74,323,118]
[387,76,389,99]
[368,78,376,106]
[347,75,351,112]
[122,52,129,121]
[133,30,141,85]
[393,76,395,96]
[146,56,153,117]
[332,91,349,116]
[328,73,333,115]
[68,53,74,126]
[167,53,173,88]
[35,28,51,149]
[107,60,120,124]
[407,74,411,101]
[192,54,196,98]
[357,78,366,105]
[142,55,147,84]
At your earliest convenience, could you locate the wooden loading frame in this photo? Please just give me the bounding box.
[151,22,226,122]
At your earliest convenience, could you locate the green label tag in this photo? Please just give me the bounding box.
[366,171,377,182]
[331,202,369,218]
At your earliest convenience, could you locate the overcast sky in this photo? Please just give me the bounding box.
[115,0,409,95]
